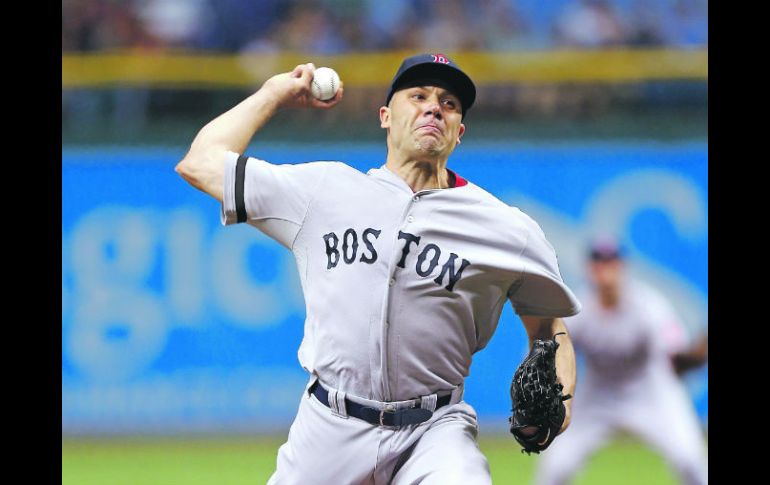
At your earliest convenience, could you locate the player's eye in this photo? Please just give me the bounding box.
[412,93,425,100]
[442,99,457,109]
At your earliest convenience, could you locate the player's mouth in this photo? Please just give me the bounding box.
[416,124,443,136]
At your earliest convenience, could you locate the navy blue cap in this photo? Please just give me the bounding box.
[588,235,625,261]
[385,53,476,118]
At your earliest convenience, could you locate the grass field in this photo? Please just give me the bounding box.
[62,434,684,484]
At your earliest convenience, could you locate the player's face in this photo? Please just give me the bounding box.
[380,86,466,161]
[588,258,623,291]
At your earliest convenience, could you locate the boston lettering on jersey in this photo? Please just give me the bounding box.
[322,228,471,292]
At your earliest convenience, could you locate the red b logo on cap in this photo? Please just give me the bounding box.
[431,54,450,65]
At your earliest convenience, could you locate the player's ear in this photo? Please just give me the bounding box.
[379,106,391,129]
[457,123,466,144]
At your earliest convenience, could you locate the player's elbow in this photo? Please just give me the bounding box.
[175,155,196,182]
[176,146,217,183]
[175,155,201,188]
[174,149,226,201]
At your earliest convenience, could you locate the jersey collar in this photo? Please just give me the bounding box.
[368,165,468,194]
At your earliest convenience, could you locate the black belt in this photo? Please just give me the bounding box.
[309,380,452,427]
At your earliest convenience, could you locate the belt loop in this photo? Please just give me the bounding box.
[327,389,339,414]
[334,391,348,418]
[420,394,438,412]
[327,389,349,419]
[451,382,464,404]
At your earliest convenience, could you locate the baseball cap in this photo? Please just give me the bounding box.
[588,236,625,261]
[385,53,476,118]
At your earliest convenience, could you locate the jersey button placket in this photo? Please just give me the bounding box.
[381,195,419,400]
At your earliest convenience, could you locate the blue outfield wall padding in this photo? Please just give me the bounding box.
[62,141,707,434]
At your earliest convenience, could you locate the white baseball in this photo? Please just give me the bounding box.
[311,67,341,101]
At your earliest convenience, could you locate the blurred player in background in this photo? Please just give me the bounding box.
[533,236,708,485]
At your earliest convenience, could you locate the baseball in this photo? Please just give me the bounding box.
[311,67,341,101]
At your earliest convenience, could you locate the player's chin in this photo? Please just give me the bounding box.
[413,136,447,155]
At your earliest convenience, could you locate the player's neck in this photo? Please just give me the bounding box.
[385,157,451,193]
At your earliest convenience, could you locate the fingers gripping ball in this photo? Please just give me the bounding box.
[311,67,341,101]
[509,332,572,455]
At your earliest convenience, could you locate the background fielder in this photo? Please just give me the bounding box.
[533,236,708,485]
[176,53,581,484]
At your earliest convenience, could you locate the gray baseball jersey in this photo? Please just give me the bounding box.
[219,151,581,483]
[221,151,580,401]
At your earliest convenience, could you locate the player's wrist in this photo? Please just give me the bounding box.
[248,87,285,116]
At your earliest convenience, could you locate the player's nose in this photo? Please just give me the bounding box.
[424,102,442,120]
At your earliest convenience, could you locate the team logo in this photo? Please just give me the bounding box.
[431,54,450,65]
[322,228,470,292]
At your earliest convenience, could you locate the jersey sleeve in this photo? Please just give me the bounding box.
[220,151,330,248]
[508,214,582,318]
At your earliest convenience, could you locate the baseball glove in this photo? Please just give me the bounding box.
[509,332,572,455]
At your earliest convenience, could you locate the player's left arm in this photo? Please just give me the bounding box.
[645,285,708,375]
[671,333,708,375]
[520,315,576,434]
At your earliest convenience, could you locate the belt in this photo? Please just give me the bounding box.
[309,380,452,427]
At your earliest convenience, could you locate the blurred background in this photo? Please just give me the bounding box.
[62,0,707,484]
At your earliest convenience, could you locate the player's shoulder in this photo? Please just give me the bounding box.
[480,186,547,235]
[278,159,354,171]
[464,183,536,221]
[321,160,372,175]
[627,278,662,300]
[257,158,365,178]
[311,160,358,170]
[465,182,550,238]
[243,155,348,169]
[462,182,505,206]
[626,278,673,310]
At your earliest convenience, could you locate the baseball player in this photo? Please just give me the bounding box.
[175,53,581,484]
[533,237,708,485]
